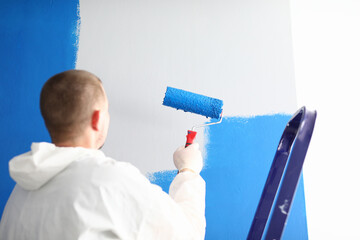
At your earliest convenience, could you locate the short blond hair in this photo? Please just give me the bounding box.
[40,70,104,142]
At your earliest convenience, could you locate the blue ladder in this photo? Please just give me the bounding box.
[247,106,317,240]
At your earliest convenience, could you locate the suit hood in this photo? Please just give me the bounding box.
[9,142,105,190]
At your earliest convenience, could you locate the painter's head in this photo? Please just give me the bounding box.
[40,70,110,149]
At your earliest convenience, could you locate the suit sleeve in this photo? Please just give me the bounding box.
[169,172,206,239]
[136,171,206,240]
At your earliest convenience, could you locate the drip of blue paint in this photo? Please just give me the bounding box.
[163,87,223,119]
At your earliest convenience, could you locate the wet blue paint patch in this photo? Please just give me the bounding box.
[0,0,80,216]
[150,115,308,239]
[148,170,177,191]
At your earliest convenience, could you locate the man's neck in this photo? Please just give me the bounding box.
[53,134,96,149]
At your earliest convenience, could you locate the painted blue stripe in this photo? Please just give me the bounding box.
[0,0,80,216]
[150,115,308,239]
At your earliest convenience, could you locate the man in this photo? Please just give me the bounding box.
[0,70,206,239]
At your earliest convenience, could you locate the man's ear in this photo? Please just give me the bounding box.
[91,110,101,131]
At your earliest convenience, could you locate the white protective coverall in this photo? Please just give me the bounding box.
[0,142,206,240]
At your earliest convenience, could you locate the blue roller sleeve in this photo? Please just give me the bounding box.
[163,87,223,119]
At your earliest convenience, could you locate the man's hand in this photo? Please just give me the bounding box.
[173,143,203,174]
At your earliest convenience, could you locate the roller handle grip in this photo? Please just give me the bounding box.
[185,130,197,147]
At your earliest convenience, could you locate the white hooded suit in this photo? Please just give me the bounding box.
[0,142,206,240]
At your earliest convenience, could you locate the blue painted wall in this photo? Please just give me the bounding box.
[151,115,308,239]
[0,0,80,216]
[0,1,308,239]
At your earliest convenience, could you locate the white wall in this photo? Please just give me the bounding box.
[290,0,360,238]
[76,0,297,174]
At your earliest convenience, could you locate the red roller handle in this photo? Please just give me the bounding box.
[185,130,197,147]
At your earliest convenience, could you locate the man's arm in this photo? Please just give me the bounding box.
[137,143,206,239]
[169,171,206,239]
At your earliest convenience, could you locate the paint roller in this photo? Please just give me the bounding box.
[163,86,224,147]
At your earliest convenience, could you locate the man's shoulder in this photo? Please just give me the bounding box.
[91,156,140,173]
[70,156,147,185]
